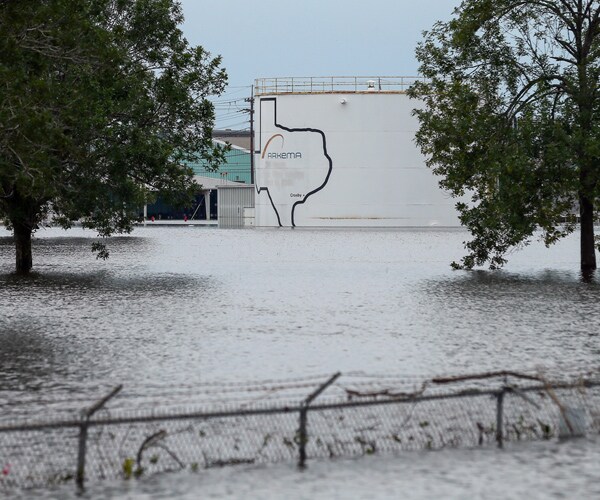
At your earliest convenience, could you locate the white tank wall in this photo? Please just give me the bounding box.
[254,92,459,227]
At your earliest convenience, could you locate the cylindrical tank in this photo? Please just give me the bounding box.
[253,76,460,227]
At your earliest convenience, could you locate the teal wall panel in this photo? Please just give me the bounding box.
[187,146,251,184]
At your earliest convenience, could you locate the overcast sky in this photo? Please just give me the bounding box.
[178,0,459,128]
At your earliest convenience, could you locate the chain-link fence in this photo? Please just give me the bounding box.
[1,367,599,493]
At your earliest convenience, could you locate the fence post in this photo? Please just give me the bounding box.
[298,372,341,468]
[76,422,89,489]
[76,385,123,490]
[298,406,308,467]
[496,388,505,448]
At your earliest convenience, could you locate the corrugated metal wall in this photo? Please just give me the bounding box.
[217,185,255,228]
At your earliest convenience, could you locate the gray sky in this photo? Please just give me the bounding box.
[179,0,459,128]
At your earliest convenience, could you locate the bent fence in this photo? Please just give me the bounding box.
[1,367,599,493]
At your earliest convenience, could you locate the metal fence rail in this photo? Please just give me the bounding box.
[254,76,426,95]
[1,368,599,493]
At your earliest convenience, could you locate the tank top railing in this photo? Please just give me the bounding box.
[254,76,425,95]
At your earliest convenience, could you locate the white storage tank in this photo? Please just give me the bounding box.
[253,76,460,227]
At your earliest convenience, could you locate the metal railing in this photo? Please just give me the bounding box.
[254,76,426,95]
[1,368,599,493]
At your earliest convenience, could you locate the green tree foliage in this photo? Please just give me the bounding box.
[409,0,600,272]
[0,0,227,273]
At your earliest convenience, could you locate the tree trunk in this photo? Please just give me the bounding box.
[14,222,33,274]
[579,193,596,273]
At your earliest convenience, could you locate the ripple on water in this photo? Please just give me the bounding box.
[1,226,599,397]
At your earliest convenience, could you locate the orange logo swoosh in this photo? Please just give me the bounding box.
[261,134,285,159]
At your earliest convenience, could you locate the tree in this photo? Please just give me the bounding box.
[0,0,227,273]
[409,0,600,273]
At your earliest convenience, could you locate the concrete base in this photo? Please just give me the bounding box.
[139,220,218,227]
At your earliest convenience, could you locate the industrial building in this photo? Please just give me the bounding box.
[146,76,461,228]
[144,131,252,223]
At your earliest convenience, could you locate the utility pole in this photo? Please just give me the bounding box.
[249,85,255,185]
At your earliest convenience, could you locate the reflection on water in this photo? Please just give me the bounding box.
[1,230,216,406]
[0,326,61,390]
[419,269,600,372]
[0,270,212,393]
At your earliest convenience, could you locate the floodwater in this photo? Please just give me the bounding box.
[1,226,600,498]
[27,436,600,500]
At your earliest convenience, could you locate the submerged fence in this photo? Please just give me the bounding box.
[1,367,599,492]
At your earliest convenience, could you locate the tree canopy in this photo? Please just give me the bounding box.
[0,0,227,272]
[409,0,600,272]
